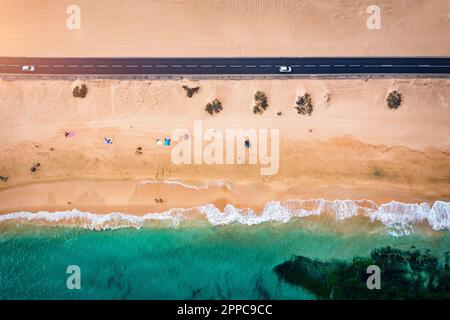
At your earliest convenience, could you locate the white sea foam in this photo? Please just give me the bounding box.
[0,199,449,237]
[139,179,233,191]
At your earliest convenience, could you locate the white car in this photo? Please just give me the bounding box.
[279,65,292,73]
[22,65,35,72]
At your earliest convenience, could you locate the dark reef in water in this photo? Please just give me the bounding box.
[274,247,450,300]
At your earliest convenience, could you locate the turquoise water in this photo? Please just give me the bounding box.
[1,220,449,300]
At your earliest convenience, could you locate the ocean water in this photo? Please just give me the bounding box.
[1,217,449,300]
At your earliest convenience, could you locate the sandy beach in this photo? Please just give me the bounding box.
[0,78,449,217]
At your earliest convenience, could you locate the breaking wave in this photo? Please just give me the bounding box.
[0,199,449,237]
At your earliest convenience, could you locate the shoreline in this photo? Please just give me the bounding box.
[1,177,449,216]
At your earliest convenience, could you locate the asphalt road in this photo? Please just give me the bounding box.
[1,57,449,75]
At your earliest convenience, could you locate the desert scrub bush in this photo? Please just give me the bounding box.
[73,84,88,98]
[295,92,313,116]
[205,99,223,115]
[387,90,402,109]
[182,85,200,98]
[253,91,269,114]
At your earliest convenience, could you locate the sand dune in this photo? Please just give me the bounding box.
[0,0,449,57]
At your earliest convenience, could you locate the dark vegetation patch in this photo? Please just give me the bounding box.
[274,246,450,299]
[205,99,223,115]
[253,91,269,114]
[295,92,313,116]
[182,85,200,98]
[387,90,402,109]
[73,84,88,98]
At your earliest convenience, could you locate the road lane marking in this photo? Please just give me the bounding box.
[112,65,123,68]
[245,65,257,67]
[349,64,360,67]
[156,65,167,67]
[200,65,212,67]
[82,65,94,68]
[259,65,272,67]
[126,65,138,68]
[230,65,242,68]
[141,65,153,67]
[68,65,79,68]
[186,65,198,68]
[171,65,182,67]
[319,65,330,67]
[334,64,346,67]
[215,65,226,67]
[305,65,316,67]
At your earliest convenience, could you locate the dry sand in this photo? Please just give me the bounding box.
[0,77,449,215]
[0,0,449,57]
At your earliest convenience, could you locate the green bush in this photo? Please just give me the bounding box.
[387,90,402,109]
[205,99,223,115]
[73,84,88,98]
[295,92,313,116]
[182,85,200,98]
[253,91,269,114]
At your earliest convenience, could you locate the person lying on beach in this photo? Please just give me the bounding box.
[0,176,8,182]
